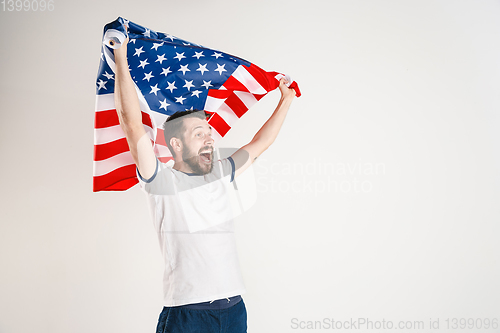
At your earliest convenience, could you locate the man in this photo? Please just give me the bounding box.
[114,36,296,332]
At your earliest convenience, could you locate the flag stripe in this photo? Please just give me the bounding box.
[207,89,232,99]
[204,95,227,113]
[94,138,130,161]
[95,94,115,112]
[95,109,153,129]
[225,94,248,118]
[94,151,135,177]
[94,123,154,146]
[222,75,250,93]
[234,91,259,110]
[208,112,231,137]
[231,65,267,94]
[215,103,239,127]
[93,164,139,192]
[245,64,279,92]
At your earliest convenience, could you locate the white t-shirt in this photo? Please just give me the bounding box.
[137,157,246,306]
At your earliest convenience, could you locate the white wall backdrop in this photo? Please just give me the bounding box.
[1,1,499,332]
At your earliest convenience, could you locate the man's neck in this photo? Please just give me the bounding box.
[173,160,198,175]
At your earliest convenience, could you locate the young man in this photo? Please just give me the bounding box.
[114,37,296,332]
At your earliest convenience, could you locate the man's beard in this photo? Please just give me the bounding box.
[182,145,214,175]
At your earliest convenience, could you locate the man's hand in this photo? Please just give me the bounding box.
[279,78,297,101]
[113,36,129,58]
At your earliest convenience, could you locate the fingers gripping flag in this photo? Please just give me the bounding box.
[93,17,301,192]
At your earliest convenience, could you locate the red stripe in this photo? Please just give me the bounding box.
[244,64,279,92]
[253,93,265,101]
[208,112,231,137]
[158,156,174,163]
[224,94,248,118]
[155,128,167,146]
[222,76,250,93]
[93,164,138,192]
[207,89,232,99]
[94,138,130,161]
[95,109,153,129]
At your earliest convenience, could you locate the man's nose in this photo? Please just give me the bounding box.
[205,134,214,145]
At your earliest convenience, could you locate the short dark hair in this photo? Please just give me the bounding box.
[163,110,209,157]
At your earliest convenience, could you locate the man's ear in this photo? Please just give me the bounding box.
[170,137,182,154]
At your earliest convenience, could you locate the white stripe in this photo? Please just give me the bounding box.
[150,111,168,131]
[93,151,135,177]
[94,123,154,145]
[231,65,267,94]
[154,144,172,158]
[94,125,125,145]
[234,91,258,109]
[274,73,293,88]
[216,103,239,127]
[204,95,226,112]
[96,93,115,111]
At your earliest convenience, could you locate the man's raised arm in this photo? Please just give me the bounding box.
[231,78,296,178]
[114,37,157,180]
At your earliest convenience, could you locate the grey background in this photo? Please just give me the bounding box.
[1,0,499,332]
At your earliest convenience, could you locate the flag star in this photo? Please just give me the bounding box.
[143,28,151,38]
[161,67,172,76]
[196,63,208,75]
[156,54,167,64]
[138,59,150,69]
[183,80,195,91]
[103,71,114,80]
[178,64,190,75]
[174,52,186,61]
[123,19,129,28]
[97,79,108,90]
[159,98,170,110]
[100,52,104,61]
[166,34,175,41]
[134,46,145,57]
[182,42,191,46]
[212,52,223,59]
[215,64,227,75]
[185,106,194,111]
[201,80,213,89]
[150,84,160,95]
[152,42,164,51]
[175,96,186,104]
[129,39,136,44]
[193,51,204,59]
[143,71,154,82]
[191,90,202,98]
[166,81,177,93]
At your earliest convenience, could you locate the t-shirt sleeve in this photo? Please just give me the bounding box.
[218,157,236,183]
[136,158,159,184]
[136,158,174,195]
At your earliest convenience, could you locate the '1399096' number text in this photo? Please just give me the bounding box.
[2,0,54,11]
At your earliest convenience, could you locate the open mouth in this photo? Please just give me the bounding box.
[199,150,213,164]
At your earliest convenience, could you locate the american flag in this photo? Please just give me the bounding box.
[94,17,301,192]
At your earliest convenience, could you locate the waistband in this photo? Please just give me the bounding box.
[177,295,242,310]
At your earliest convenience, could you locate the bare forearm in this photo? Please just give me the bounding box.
[251,95,294,148]
[114,47,142,131]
